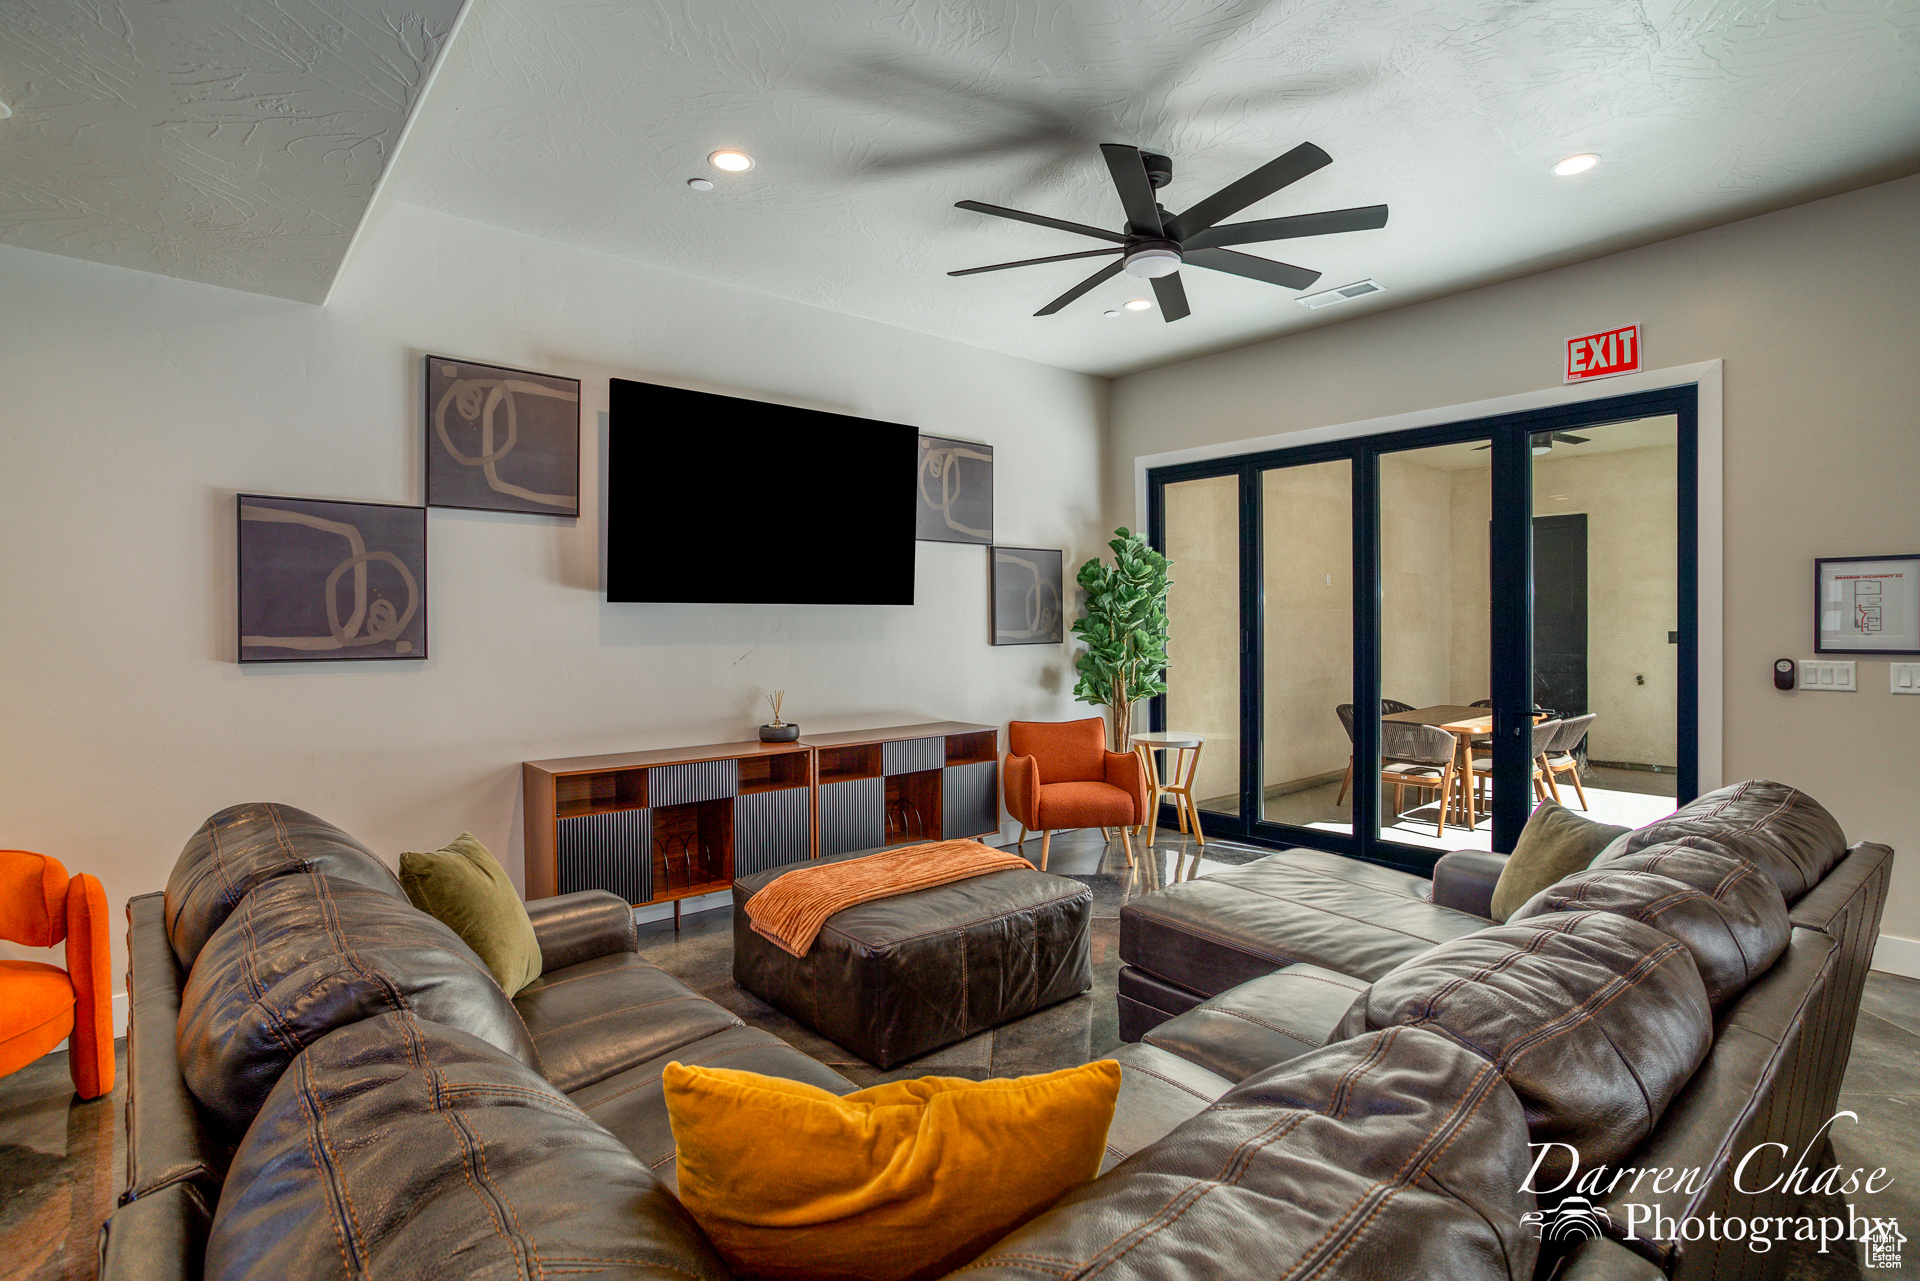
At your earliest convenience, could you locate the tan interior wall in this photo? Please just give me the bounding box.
[1260,463,1352,789]
[1379,455,1455,710]
[1446,443,1680,767]
[1111,174,1920,943]
[1162,474,1240,804]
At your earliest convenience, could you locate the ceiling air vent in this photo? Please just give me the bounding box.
[1299,279,1386,309]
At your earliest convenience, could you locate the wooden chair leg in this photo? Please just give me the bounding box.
[1539,755,1563,804]
[1336,757,1353,805]
[1435,760,1455,839]
[1039,830,1051,871]
[1099,827,1111,839]
[1567,765,1589,809]
[1015,825,1027,846]
[1119,826,1135,867]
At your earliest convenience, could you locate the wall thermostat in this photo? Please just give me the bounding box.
[1774,659,1796,690]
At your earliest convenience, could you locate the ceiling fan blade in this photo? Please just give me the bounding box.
[1554,433,1590,444]
[955,200,1126,244]
[1151,271,1190,322]
[1034,259,1125,316]
[1184,204,1389,251]
[948,247,1122,277]
[1184,246,1321,291]
[1167,142,1332,239]
[1100,143,1164,236]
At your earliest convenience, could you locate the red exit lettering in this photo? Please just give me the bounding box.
[1565,324,1642,382]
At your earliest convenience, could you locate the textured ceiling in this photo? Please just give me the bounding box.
[385,0,1920,376]
[0,0,464,302]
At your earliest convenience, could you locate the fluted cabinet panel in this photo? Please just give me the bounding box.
[819,776,885,857]
[648,759,738,807]
[557,807,652,904]
[942,761,999,839]
[734,787,812,878]
[882,736,946,776]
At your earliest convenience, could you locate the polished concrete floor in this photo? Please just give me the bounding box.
[5,828,1916,1279]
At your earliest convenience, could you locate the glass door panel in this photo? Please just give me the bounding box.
[1161,473,1242,818]
[1528,414,1681,828]
[1376,440,1491,852]
[1257,460,1353,835]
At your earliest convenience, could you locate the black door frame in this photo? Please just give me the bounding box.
[1145,384,1699,872]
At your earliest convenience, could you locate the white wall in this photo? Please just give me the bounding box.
[1111,174,1920,950]
[0,198,1107,1002]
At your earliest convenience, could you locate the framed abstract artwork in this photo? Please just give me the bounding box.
[916,434,993,544]
[991,546,1063,645]
[426,356,581,515]
[237,495,427,662]
[1815,554,1920,654]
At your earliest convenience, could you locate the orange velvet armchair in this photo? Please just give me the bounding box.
[1,850,113,1099]
[1003,717,1146,871]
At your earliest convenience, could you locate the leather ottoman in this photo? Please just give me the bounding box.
[731,849,1093,1068]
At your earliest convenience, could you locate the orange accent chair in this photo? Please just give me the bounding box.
[1,850,113,1099]
[1004,718,1145,871]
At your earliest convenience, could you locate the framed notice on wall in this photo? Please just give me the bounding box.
[1815,555,1920,655]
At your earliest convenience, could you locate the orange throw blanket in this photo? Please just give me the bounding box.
[745,840,1032,958]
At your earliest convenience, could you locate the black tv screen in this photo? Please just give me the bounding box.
[606,378,917,604]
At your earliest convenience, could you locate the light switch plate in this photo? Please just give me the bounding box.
[1892,662,1920,694]
[1801,660,1856,691]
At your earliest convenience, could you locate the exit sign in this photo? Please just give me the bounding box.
[1565,324,1641,382]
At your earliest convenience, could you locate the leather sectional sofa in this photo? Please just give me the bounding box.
[1115,779,1892,1280]
[97,783,1887,1281]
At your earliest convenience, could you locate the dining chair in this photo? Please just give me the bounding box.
[1377,721,1464,838]
[1540,713,1598,808]
[1334,702,1425,804]
[1470,719,1563,809]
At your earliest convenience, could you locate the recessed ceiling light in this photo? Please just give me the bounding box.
[1552,153,1599,177]
[1123,299,1153,312]
[686,178,714,191]
[1102,309,1121,318]
[709,149,753,173]
[0,101,12,120]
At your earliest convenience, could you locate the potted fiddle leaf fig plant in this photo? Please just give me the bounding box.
[1071,528,1172,752]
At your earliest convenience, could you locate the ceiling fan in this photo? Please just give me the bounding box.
[949,142,1386,322]
[1473,432,1591,453]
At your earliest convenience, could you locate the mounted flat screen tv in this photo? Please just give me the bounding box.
[606,378,917,604]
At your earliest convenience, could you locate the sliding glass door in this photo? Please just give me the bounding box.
[1147,386,1698,870]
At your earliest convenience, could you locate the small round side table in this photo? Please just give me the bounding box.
[1129,732,1206,848]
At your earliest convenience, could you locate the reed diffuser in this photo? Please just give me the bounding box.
[759,690,799,742]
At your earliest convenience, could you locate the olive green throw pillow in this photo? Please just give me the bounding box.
[399,834,542,995]
[1487,802,1632,922]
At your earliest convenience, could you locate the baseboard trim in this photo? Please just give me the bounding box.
[1872,933,1920,980]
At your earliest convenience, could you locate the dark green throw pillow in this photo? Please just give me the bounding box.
[399,833,543,995]
[1488,802,1632,922]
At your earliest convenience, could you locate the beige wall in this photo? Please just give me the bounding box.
[0,198,1108,1006]
[1112,174,1920,947]
[1162,474,1241,804]
[1261,462,1353,792]
[1448,442,1681,767]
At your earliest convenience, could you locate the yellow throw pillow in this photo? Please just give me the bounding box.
[664,1059,1121,1281]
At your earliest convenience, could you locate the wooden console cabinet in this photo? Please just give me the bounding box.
[523,721,999,910]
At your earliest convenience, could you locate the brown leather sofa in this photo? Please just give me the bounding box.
[1115,780,1893,1280]
[98,785,1886,1280]
[101,802,1553,1280]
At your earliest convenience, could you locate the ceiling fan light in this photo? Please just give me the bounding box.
[1123,299,1153,311]
[709,149,754,173]
[1552,153,1599,176]
[1123,247,1182,278]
